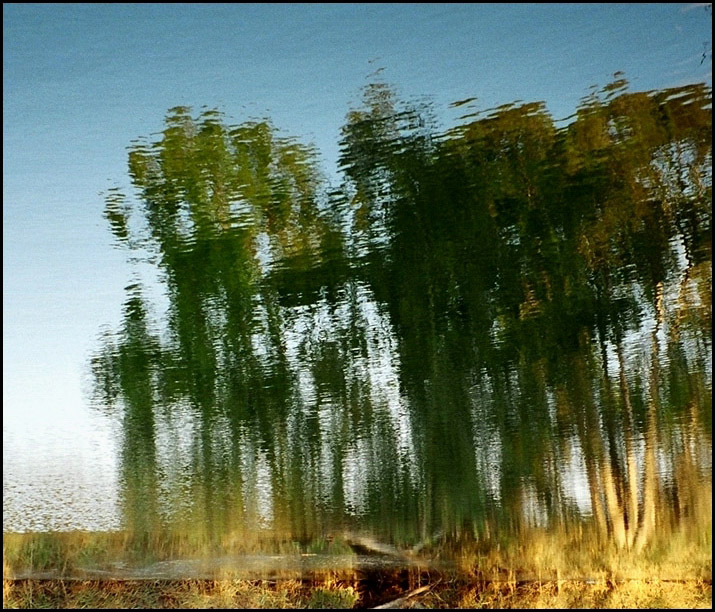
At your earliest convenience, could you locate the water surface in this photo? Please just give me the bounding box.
[3,5,712,577]
[82,81,715,560]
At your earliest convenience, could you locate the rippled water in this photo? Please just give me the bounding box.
[15,80,715,548]
[3,6,712,575]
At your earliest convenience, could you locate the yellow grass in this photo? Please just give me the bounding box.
[448,519,711,583]
[3,512,711,608]
[2,577,711,609]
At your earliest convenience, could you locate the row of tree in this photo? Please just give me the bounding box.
[92,76,712,552]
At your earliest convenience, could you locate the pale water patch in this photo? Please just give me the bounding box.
[3,388,120,532]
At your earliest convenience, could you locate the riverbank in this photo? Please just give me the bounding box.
[3,576,712,608]
[4,524,711,608]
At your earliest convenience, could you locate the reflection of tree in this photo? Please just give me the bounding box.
[337,76,711,548]
[93,78,711,554]
[92,284,163,546]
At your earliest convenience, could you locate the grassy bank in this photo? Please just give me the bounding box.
[447,522,712,583]
[2,530,356,576]
[3,576,712,609]
[3,520,711,608]
[3,520,711,581]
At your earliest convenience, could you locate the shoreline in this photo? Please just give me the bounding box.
[4,527,711,607]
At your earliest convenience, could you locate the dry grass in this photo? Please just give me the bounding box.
[2,578,360,609]
[448,578,712,609]
[3,515,711,608]
[446,520,712,583]
[3,577,711,609]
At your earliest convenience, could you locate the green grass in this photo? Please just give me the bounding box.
[2,529,357,578]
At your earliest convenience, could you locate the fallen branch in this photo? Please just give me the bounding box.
[371,580,440,609]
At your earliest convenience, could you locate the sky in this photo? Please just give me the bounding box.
[2,3,712,530]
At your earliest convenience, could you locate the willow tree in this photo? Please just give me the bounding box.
[94,78,711,554]
[97,107,343,543]
[336,77,712,549]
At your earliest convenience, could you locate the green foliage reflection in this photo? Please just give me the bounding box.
[93,78,712,561]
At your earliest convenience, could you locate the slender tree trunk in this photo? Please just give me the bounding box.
[616,340,639,549]
[601,460,627,548]
[633,404,657,553]
[586,457,609,541]
[568,359,609,543]
[634,288,665,553]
